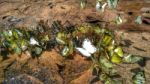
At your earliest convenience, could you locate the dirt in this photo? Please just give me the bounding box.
[0,0,150,84]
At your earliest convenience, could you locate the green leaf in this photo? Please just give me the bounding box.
[123,54,144,64]
[132,69,145,84]
[114,46,123,57]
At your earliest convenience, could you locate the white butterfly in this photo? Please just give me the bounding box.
[76,39,97,57]
[29,37,39,45]
[116,15,123,25]
[96,2,107,12]
[8,30,12,36]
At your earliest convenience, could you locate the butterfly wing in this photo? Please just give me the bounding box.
[82,39,97,54]
[96,2,101,11]
[30,37,39,45]
[76,47,91,57]
[101,3,107,12]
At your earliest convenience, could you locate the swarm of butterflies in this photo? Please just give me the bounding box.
[0,27,51,57]
[81,0,144,26]
[80,0,118,11]
[0,21,146,84]
[56,23,146,84]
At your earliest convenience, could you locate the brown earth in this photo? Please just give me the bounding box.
[0,0,150,84]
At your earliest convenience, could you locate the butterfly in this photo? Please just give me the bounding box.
[96,1,107,12]
[76,38,97,57]
[29,37,39,45]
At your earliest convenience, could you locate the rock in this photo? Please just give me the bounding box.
[0,16,23,29]
[0,15,38,30]
[3,50,64,84]
[3,74,43,84]
[28,67,63,84]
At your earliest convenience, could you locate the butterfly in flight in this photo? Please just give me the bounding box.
[76,38,97,57]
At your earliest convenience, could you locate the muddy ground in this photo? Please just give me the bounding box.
[0,0,150,84]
